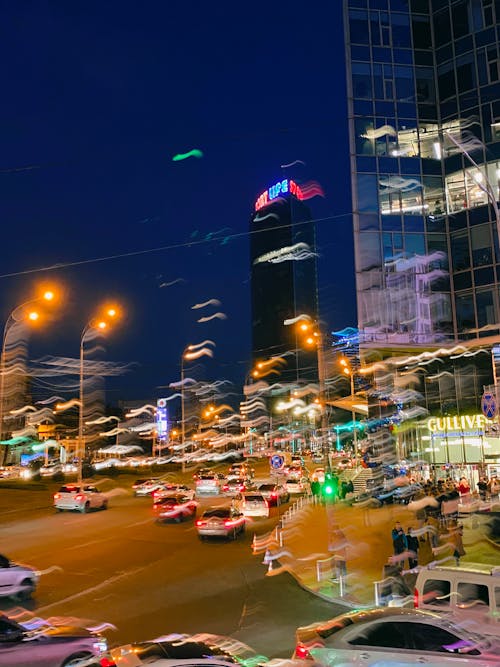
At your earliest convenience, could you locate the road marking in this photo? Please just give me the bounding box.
[128,518,154,527]
[36,564,149,614]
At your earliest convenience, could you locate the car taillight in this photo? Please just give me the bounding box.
[414,587,419,608]
[53,493,60,500]
[239,485,245,491]
[195,520,205,526]
[295,644,311,659]
[271,492,277,498]
[224,520,233,527]
[223,485,229,491]
[100,658,117,667]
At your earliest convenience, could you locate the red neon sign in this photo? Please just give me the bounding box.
[255,179,304,211]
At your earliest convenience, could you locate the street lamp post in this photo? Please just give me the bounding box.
[0,289,57,464]
[340,357,359,469]
[78,307,119,484]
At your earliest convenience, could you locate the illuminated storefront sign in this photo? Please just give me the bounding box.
[156,398,169,440]
[427,414,491,434]
[255,179,304,211]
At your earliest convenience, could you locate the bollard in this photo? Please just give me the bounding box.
[316,560,321,582]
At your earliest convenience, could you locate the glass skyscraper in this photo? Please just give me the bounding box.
[344,0,500,414]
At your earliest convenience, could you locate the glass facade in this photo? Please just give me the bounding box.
[250,195,319,383]
[344,0,500,354]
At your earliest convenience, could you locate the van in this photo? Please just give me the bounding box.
[414,562,500,636]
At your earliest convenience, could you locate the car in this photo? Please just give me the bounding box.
[153,494,198,523]
[195,506,246,540]
[0,613,108,667]
[239,492,269,518]
[104,632,258,667]
[393,482,422,504]
[0,555,38,601]
[258,483,290,506]
[228,462,255,478]
[193,467,212,480]
[195,474,223,495]
[293,607,500,665]
[285,477,308,495]
[39,461,63,477]
[286,465,306,481]
[311,468,326,483]
[152,484,195,502]
[53,484,108,513]
[222,477,252,496]
[132,478,165,496]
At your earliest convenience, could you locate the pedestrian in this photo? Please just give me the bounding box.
[478,477,488,501]
[458,477,470,497]
[490,476,500,500]
[310,478,320,499]
[339,480,348,500]
[406,526,419,569]
[391,521,407,555]
[449,522,466,566]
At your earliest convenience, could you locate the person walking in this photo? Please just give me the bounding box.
[406,526,419,569]
[391,521,407,556]
[449,522,466,566]
[478,477,488,501]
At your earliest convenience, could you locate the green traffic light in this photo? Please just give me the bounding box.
[324,484,333,495]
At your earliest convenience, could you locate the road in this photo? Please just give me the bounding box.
[0,463,342,659]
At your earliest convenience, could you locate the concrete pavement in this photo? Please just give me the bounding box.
[254,495,500,609]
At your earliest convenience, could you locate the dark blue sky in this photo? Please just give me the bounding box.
[0,1,355,402]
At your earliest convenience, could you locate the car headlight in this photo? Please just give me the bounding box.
[93,638,108,654]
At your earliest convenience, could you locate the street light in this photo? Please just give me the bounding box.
[180,341,215,473]
[78,305,120,483]
[0,288,58,462]
[340,357,359,469]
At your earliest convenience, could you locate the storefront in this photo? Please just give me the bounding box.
[418,413,500,484]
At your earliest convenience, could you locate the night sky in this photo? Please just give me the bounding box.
[0,2,355,404]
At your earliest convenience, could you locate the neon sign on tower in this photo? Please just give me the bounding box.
[255,179,304,211]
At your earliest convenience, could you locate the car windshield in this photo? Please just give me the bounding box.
[199,475,216,480]
[156,496,180,505]
[259,485,274,491]
[59,485,80,493]
[203,509,230,518]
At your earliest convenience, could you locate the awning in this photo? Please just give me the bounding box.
[327,395,369,416]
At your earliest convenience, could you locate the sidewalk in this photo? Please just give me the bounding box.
[255,496,500,608]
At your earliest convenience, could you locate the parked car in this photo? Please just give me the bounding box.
[0,613,108,667]
[414,562,500,636]
[196,506,246,540]
[195,474,223,495]
[132,478,165,497]
[293,607,499,665]
[153,484,195,502]
[239,492,270,518]
[0,555,38,601]
[258,483,290,506]
[104,632,257,667]
[53,484,108,513]
[153,494,198,523]
[39,461,63,477]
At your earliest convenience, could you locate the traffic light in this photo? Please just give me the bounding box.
[323,483,334,497]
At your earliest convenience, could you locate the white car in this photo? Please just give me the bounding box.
[196,506,246,540]
[53,484,108,513]
[152,484,195,502]
[195,474,223,495]
[293,607,500,665]
[39,461,62,477]
[0,556,38,601]
[239,492,269,518]
[132,478,165,496]
[285,477,308,495]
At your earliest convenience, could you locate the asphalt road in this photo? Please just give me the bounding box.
[0,463,342,659]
